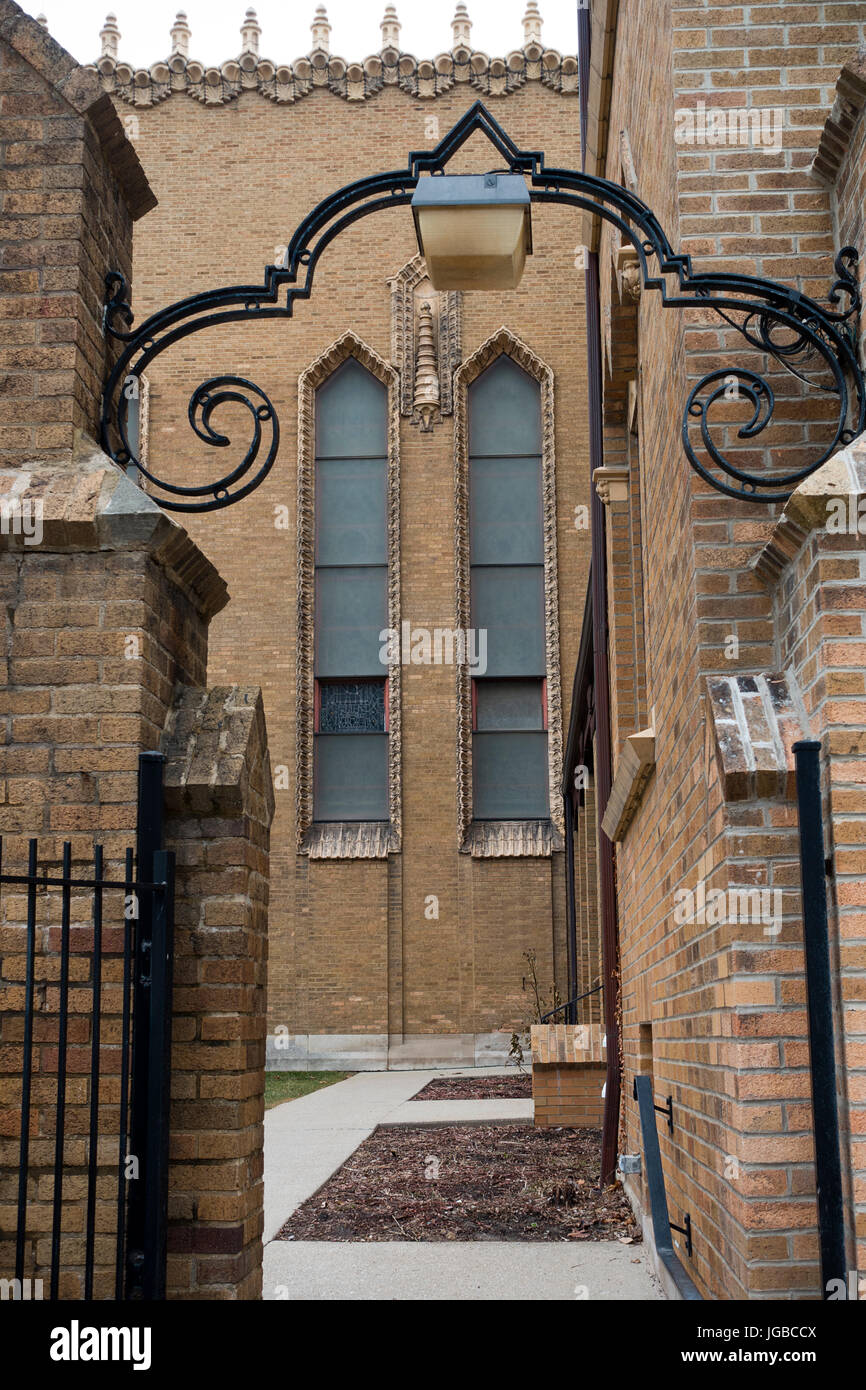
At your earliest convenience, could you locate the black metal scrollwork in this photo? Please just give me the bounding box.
[101,101,864,510]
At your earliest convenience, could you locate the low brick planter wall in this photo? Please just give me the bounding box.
[530,1024,606,1128]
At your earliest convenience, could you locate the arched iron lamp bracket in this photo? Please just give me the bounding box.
[101,101,863,511]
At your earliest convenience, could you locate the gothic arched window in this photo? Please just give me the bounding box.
[313,358,389,821]
[468,356,549,819]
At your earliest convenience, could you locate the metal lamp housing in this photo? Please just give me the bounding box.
[411,173,533,291]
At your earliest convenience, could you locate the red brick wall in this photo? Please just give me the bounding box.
[594,0,866,1298]
[534,1064,606,1128]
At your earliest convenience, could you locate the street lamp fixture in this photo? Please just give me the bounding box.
[411,172,532,291]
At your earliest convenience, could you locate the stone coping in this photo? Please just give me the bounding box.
[811,48,866,184]
[601,726,655,841]
[0,437,228,620]
[705,672,806,803]
[530,1023,606,1065]
[754,434,866,587]
[91,42,579,109]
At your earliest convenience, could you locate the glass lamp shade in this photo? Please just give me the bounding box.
[411,173,532,291]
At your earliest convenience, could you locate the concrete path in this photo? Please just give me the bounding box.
[264,1068,457,1242]
[263,1069,662,1301]
[383,1097,533,1126]
[263,1240,660,1301]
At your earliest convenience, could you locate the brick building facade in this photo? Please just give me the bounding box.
[91,5,594,1070]
[27,0,862,1300]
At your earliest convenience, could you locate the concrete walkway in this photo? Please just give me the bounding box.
[263,1070,662,1301]
[383,1097,533,1126]
[264,1068,454,1242]
[264,1241,659,1301]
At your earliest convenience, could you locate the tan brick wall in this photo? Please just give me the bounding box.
[108,68,592,1050]
[0,9,151,467]
[826,73,866,1280]
[162,685,271,1300]
[531,1022,606,1127]
[0,470,271,1300]
[0,467,230,1298]
[766,454,866,1283]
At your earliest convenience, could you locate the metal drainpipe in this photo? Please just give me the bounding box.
[793,740,848,1297]
[577,0,621,1188]
[564,789,578,1023]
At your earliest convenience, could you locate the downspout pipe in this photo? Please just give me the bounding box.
[564,789,578,1023]
[793,740,848,1297]
[577,0,621,1187]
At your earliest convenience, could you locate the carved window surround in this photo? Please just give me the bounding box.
[296,332,402,858]
[454,327,564,856]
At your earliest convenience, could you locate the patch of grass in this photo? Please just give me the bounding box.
[264,1070,350,1110]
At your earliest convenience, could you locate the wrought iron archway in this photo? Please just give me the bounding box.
[101,101,864,510]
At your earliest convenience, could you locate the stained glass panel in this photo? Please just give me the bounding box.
[319,680,386,733]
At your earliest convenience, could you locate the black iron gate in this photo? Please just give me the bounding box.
[3,752,174,1301]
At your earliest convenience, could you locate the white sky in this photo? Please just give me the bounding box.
[37,1,580,70]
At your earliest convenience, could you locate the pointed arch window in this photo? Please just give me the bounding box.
[313,358,389,822]
[468,356,549,820]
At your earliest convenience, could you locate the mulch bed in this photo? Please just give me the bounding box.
[277,1124,639,1243]
[409,1074,532,1101]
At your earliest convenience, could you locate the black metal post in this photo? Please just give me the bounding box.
[143,848,175,1300]
[115,845,135,1300]
[49,841,72,1300]
[793,740,848,1297]
[126,750,168,1299]
[84,842,104,1300]
[563,790,578,1023]
[14,838,38,1284]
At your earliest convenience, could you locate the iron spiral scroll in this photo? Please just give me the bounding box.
[101,102,865,512]
[103,274,280,513]
[679,246,863,502]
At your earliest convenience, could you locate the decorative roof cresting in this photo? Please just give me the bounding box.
[91,5,578,106]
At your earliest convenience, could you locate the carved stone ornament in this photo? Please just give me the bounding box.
[615,243,641,304]
[388,256,461,428]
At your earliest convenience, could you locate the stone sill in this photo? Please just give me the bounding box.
[601,727,655,841]
[301,821,399,859]
[462,819,563,857]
